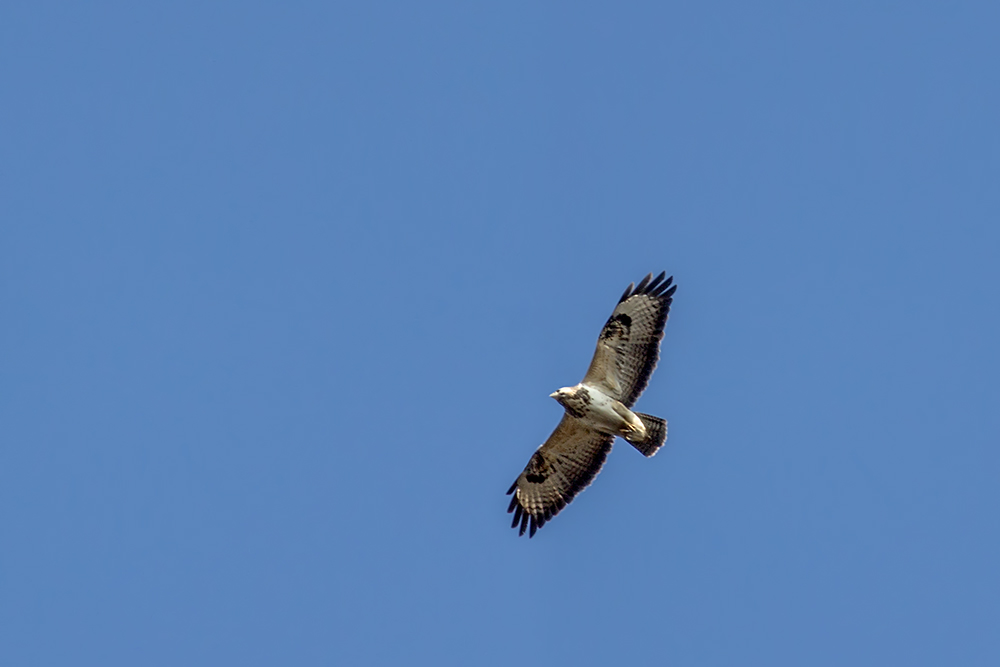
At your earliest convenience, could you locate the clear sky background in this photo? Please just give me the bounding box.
[3,3,999,666]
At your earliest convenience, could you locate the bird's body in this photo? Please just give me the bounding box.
[506,272,677,537]
[550,384,647,442]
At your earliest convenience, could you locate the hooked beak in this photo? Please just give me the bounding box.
[549,391,560,399]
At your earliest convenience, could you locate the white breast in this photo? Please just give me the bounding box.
[578,383,630,434]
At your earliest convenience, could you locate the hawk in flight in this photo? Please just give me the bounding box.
[506,272,677,537]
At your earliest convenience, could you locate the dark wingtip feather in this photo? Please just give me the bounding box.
[511,505,523,527]
[634,273,653,293]
[519,512,529,536]
[618,282,635,304]
[529,518,538,538]
[651,275,673,296]
[646,271,666,292]
[622,272,676,301]
[507,495,519,513]
[506,480,517,495]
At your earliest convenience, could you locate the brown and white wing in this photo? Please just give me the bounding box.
[505,415,615,537]
[582,272,676,408]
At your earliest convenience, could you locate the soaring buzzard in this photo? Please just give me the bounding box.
[506,272,677,537]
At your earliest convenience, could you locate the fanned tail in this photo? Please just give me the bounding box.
[624,413,667,457]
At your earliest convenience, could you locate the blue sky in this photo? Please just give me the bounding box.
[3,2,999,665]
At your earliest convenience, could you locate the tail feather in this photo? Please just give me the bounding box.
[625,413,667,457]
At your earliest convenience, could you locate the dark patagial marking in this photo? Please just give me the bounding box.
[600,313,632,341]
[524,451,550,484]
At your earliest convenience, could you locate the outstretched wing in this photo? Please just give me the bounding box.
[582,272,676,408]
[506,415,615,537]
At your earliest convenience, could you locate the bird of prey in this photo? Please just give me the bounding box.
[506,272,677,537]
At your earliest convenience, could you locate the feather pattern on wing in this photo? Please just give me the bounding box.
[505,415,615,537]
[582,272,676,408]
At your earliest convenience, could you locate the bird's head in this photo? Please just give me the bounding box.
[549,386,573,404]
[549,385,590,418]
